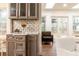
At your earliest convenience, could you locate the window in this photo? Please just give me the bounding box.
[58,17,68,34]
[0,9,7,35]
[41,17,46,31]
[51,18,57,33]
[51,16,68,35]
[73,16,79,32]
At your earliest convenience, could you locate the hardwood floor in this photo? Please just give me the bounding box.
[0,52,6,56]
[41,42,56,56]
[0,42,56,56]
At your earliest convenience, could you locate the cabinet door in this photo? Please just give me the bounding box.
[19,3,27,18]
[30,37,36,56]
[36,35,39,55]
[37,3,40,18]
[27,35,37,56]
[10,3,18,18]
[28,3,38,19]
[7,42,15,56]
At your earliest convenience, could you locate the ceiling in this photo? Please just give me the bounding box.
[0,3,78,10]
[42,3,79,10]
[53,3,77,10]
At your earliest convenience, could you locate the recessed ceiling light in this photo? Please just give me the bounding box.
[63,4,67,7]
[45,3,55,9]
[72,4,79,9]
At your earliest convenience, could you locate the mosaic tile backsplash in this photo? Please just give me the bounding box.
[12,20,39,34]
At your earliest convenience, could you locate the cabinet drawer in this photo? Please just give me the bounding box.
[6,34,15,42]
[14,35,25,41]
[16,51,25,56]
[15,42,25,51]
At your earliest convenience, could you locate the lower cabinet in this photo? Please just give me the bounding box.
[7,42,15,56]
[26,35,38,56]
[6,34,38,56]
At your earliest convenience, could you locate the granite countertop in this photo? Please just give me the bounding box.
[7,32,39,35]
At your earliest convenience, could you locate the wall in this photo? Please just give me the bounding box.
[0,4,9,37]
[42,9,79,36]
[0,3,10,35]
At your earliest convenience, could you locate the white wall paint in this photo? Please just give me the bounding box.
[42,10,79,36]
[7,7,11,34]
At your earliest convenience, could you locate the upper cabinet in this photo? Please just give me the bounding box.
[19,3,27,18]
[10,3,18,18]
[9,3,40,19]
[28,3,38,19]
[10,3,27,19]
